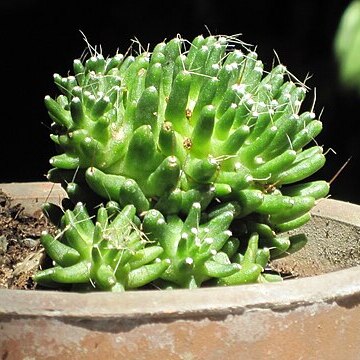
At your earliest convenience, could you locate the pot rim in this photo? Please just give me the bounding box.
[1,263,360,320]
[1,183,360,319]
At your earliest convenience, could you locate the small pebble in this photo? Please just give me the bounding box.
[0,235,8,255]
[19,238,40,249]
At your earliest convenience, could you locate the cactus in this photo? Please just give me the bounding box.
[35,34,329,290]
[334,0,360,93]
[45,34,328,219]
[35,200,285,290]
[34,202,171,291]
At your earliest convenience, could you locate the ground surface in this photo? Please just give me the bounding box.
[0,190,56,290]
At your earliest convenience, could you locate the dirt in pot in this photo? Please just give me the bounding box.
[0,190,57,290]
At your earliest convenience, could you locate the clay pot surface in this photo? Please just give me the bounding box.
[1,182,360,360]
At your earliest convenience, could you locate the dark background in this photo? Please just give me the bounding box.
[1,0,358,203]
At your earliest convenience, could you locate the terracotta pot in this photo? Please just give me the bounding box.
[1,182,360,359]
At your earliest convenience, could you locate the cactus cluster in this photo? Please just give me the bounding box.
[34,34,329,291]
[334,0,360,93]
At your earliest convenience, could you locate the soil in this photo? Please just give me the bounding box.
[0,190,56,290]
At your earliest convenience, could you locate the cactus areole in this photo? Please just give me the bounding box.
[35,34,329,291]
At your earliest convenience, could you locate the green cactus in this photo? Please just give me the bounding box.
[35,33,329,290]
[35,200,286,290]
[34,202,171,291]
[334,0,360,93]
[142,201,241,288]
[45,34,328,222]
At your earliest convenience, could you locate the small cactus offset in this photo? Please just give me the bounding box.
[35,33,329,290]
[34,202,171,291]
